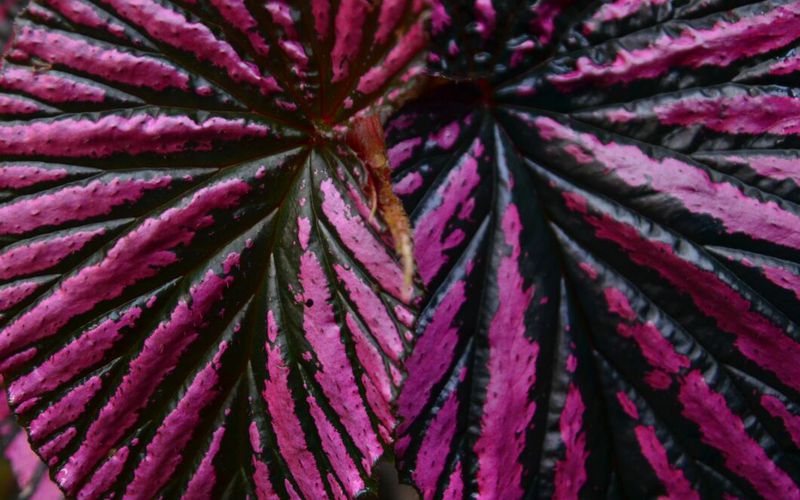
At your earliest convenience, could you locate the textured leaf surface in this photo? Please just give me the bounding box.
[0,1,424,497]
[0,6,62,499]
[389,0,800,497]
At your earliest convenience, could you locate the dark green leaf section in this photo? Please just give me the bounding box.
[389,0,800,497]
[0,0,425,498]
[0,0,25,48]
[425,0,591,80]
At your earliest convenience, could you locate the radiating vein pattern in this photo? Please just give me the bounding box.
[388,0,800,497]
[0,0,424,497]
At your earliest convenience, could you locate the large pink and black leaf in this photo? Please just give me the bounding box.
[0,1,425,498]
[389,0,800,497]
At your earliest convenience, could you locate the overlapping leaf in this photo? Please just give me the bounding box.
[0,1,425,497]
[389,0,800,497]
[0,385,61,499]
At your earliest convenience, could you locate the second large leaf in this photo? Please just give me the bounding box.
[389,0,800,497]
